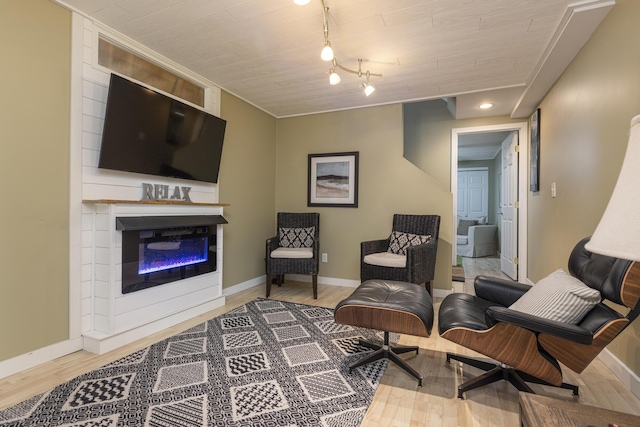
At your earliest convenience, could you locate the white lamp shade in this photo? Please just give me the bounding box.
[585,114,640,260]
[320,43,334,61]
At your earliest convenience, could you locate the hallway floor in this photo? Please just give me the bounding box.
[460,255,512,294]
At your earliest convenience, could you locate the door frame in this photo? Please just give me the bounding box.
[451,122,529,283]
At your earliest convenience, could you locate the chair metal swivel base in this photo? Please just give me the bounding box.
[350,331,424,386]
[446,353,579,399]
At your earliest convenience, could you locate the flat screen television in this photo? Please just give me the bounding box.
[98,74,226,184]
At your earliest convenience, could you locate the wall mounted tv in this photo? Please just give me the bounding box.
[98,74,226,184]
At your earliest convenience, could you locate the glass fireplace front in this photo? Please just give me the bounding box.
[121,226,217,294]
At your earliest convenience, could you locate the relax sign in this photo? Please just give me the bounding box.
[141,183,192,202]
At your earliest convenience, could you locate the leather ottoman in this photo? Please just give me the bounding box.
[334,279,434,385]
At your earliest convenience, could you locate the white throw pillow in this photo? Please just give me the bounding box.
[509,269,601,324]
[474,216,487,225]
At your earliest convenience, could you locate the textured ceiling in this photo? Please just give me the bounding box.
[59,0,611,119]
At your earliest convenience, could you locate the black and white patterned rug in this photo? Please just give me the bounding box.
[0,299,395,426]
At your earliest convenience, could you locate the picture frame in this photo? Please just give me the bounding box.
[308,151,359,207]
[530,108,540,192]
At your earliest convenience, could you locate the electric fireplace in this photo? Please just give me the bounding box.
[117,215,226,294]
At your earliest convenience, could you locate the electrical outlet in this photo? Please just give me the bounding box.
[322,253,328,263]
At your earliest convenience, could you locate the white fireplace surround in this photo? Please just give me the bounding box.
[82,202,225,354]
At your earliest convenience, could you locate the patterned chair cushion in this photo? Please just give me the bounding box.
[279,227,315,248]
[387,231,431,255]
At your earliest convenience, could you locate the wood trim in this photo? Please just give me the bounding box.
[441,323,563,386]
[334,305,431,338]
[539,318,629,374]
[519,392,640,427]
[83,199,229,206]
[621,262,640,308]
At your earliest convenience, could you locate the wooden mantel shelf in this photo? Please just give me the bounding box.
[83,199,229,207]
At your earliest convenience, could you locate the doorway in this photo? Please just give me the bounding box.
[451,122,529,283]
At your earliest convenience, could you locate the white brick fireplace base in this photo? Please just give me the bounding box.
[82,201,225,354]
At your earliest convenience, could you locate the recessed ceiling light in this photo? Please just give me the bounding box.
[293,0,310,5]
[478,103,494,109]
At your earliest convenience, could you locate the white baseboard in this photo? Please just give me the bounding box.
[318,276,361,288]
[291,274,453,298]
[83,296,226,354]
[227,275,455,294]
[598,348,640,400]
[287,274,361,288]
[223,276,265,296]
[0,338,83,380]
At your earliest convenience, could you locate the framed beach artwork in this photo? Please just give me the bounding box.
[308,151,359,207]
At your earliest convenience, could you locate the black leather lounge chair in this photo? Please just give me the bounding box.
[438,237,640,399]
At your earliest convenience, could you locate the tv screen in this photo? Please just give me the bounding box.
[98,74,226,184]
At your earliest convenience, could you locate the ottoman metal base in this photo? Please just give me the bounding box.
[334,279,434,386]
[350,331,423,386]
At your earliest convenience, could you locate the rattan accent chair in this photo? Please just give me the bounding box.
[361,214,440,296]
[438,237,640,399]
[266,212,320,298]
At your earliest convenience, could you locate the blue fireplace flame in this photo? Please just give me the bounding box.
[138,236,208,275]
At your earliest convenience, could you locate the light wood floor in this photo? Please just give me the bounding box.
[1,280,639,426]
[460,255,511,294]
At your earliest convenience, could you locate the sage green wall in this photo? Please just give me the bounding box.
[529,0,640,375]
[276,105,453,292]
[0,0,71,361]
[219,92,277,288]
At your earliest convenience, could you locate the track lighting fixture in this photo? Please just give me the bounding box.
[294,0,381,96]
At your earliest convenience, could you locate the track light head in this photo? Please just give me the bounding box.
[329,68,341,85]
[321,41,334,61]
[362,81,375,96]
[364,84,375,96]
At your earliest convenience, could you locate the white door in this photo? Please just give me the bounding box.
[457,169,488,220]
[467,170,488,219]
[501,132,518,279]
